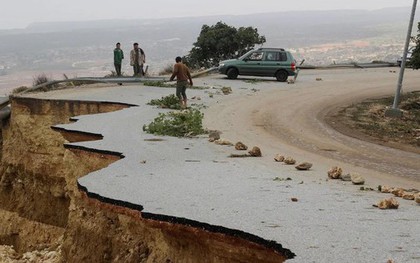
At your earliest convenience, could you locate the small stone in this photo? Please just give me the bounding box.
[283,157,296,165]
[402,192,415,200]
[415,194,420,204]
[221,86,232,95]
[380,185,393,193]
[248,146,262,157]
[375,197,399,209]
[208,131,221,142]
[295,162,312,171]
[328,166,342,179]
[235,141,248,151]
[391,188,405,197]
[291,198,298,202]
[274,154,285,162]
[340,173,352,181]
[351,173,365,185]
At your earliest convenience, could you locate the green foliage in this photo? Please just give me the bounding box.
[32,73,58,90]
[33,73,50,86]
[186,21,266,69]
[143,109,205,137]
[142,81,209,90]
[147,94,181,109]
[411,22,420,70]
[143,81,175,88]
[104,70,126,77]
[12,86,29,94]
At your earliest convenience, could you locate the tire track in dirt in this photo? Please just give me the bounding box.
[204,68,420,188]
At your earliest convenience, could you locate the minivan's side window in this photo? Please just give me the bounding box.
[266,52,277,61]
[278,52,287,61]
[248,51,263,61]
[264,52,287,61]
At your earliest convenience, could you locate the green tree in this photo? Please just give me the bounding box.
[410,22,420,69]
[186,21,266,69]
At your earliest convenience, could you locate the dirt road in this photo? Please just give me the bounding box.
[203,67,420,189]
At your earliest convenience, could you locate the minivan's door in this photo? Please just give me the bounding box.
[262,51,288,75]
[239,51,264,75]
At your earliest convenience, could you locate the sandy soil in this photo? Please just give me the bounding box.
[202,67,420,189]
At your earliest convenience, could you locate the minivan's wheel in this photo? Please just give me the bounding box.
[227,68,239,79]
[275,70,288,82]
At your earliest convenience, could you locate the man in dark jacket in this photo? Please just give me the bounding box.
[113,42,124,77]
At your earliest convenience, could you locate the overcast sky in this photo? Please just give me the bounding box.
[0,0,415,30]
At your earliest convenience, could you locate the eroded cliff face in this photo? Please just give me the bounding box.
[0,96,291,263]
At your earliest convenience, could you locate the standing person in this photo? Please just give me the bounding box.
[113,42,124,76]
[130,43,146,76]
[169,56,193,109]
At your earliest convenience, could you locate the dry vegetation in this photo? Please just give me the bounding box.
[333,91,420,152]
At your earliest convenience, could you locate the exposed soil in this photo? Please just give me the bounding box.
[0,96,290,263]
[326,91,420,154]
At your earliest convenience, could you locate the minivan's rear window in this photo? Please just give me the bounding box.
[265,52,287,61]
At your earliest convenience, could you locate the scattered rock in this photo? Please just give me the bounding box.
[327,166,342,179]
[283,157,296,165]
[316,78,323,81]
[340,173,352,181]
[214,139,233,146]
[229,153,251,158]
[274,154,285,162]
[235,141,248,151]
[208,131,221,142]
[287,79,295,84]
[375,197,399,209]
[402,192,415,200]
[379,185,393,193]
[295,162,312,170]
[273,177,292,181]
[221,86,232,95]
[415,194,420,204]
[391,188,405,198]
[248,146,262,157]
[291,197,298,202]
[351,173,365,185]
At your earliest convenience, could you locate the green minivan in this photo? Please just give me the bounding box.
[218,48,297,82]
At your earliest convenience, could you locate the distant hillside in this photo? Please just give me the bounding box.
[0,7,417,73]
